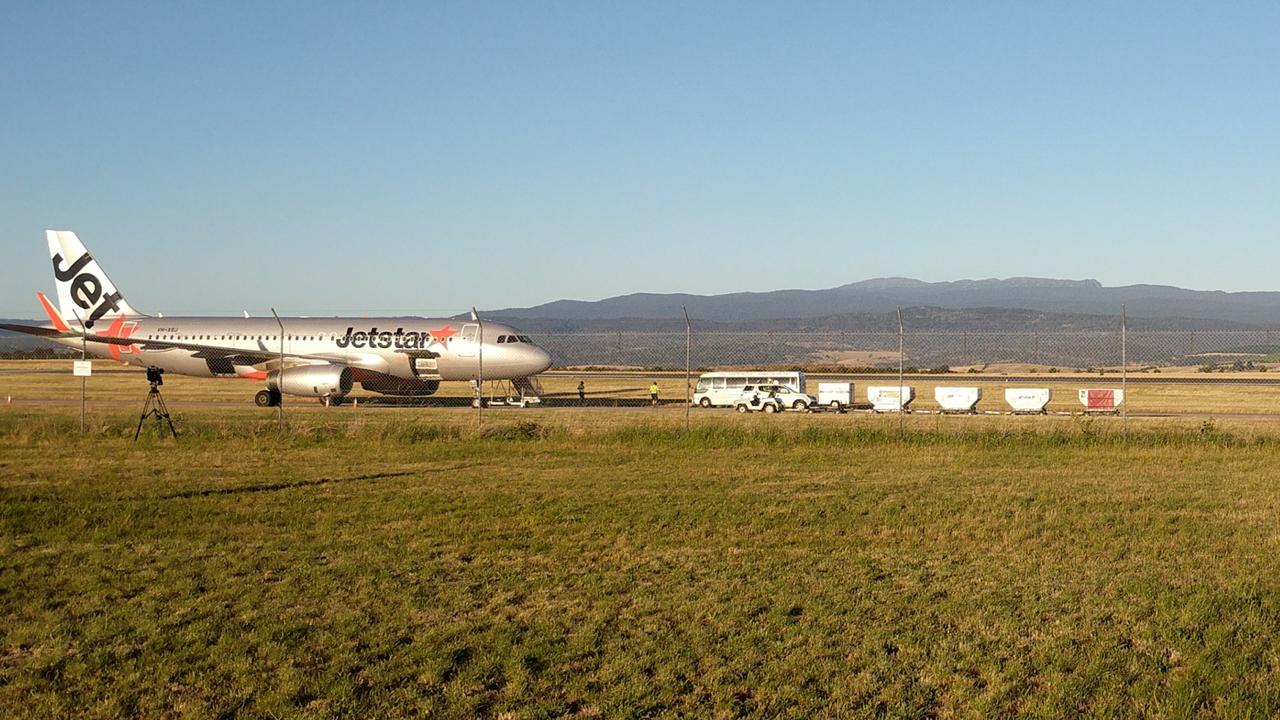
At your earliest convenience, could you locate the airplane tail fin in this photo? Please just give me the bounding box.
[46,230,146,329]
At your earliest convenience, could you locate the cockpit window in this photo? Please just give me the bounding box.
[517,335,531,343]
[497,336,506,343]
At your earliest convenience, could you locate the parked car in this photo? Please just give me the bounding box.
[733,385,816,413]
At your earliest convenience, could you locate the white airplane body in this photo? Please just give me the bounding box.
[2,231,552,405]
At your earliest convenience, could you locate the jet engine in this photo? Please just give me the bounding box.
[268,364,354,398]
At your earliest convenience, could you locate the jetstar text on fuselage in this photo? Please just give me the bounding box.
[335,326,459,350]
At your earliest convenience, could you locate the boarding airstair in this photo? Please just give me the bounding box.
[511,376,544,401]
[473,376,544,408]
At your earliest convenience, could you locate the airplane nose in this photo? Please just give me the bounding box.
[525,345,552,375]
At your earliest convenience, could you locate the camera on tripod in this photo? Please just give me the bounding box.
[136,366,176,440]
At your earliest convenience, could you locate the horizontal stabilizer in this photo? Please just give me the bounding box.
[0,322,69,338]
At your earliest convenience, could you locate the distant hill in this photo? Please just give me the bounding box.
[489,306,1258,334]
[482,277,1280,330]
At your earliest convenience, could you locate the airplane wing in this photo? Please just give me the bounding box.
[0,322,354,368]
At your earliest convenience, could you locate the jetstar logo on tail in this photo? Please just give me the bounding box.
[335,326,459,350]
[104,314,140,362]
[52,252,121,328]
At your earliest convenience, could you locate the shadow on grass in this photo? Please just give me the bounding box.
[157,463,484,500]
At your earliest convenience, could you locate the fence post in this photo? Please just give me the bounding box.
[683,306,691,433]
[897,306,905,438]
[474,308,483,425]
[72,310,87,433]
[271,308,285,428]
[1121,305,1128,436]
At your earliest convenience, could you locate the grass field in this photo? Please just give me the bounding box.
[4,394,1280,718]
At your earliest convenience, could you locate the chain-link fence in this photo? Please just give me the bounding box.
[4,311,1277,417]
[527,322,1280,417]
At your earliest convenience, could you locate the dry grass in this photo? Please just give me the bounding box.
[4,404,1280,716]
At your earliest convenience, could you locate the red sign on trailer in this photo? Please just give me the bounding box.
[1078,388,1124,411]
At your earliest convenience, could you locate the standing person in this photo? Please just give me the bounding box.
[649,381,660,406]
[577,379,586,404]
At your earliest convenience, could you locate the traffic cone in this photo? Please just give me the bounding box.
[5,393,10,406]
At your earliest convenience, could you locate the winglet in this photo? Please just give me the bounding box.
[36,292,71,332]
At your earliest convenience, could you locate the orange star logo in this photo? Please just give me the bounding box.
[428,325,458,344]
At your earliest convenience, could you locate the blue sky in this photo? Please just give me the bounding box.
[2,2,1277,317]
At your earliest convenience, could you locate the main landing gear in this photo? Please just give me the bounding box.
[255,389,282,407]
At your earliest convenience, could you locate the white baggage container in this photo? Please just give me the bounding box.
[1079,388,1124,412]
[817,382,854,410]
[934,386,982,413]
[1005,388,1051,413]
[867,385,914,412]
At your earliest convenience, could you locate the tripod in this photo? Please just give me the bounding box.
[135,381,178,440]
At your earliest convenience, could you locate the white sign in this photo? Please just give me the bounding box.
[72,360,92,377]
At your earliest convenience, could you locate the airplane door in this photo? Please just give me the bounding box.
[458,323,478,357]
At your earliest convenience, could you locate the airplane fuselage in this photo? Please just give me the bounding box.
[52,315,551,391]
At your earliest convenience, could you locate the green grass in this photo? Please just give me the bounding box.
[4,410,1280,717]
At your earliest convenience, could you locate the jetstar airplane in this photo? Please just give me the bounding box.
[0,230,553,406]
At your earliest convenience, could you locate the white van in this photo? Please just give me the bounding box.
[693,371,806,407]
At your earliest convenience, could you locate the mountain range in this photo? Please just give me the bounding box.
[481,277,1280,331]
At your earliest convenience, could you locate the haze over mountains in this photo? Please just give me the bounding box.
[483,277,1280,332]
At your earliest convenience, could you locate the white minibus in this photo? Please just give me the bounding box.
[692,371,806,407]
